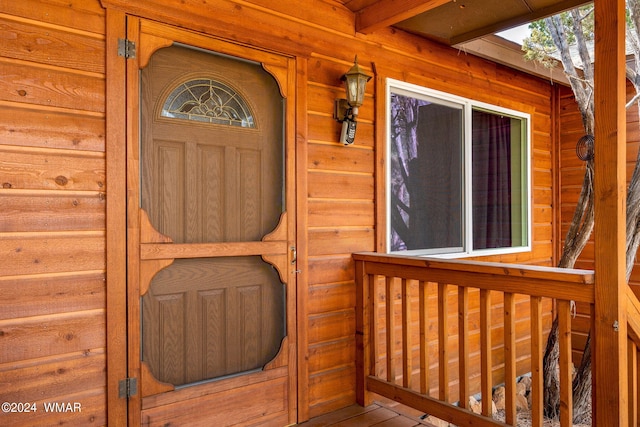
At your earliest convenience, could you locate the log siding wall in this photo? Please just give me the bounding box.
[0,0,563,424]
[0,1,108,426]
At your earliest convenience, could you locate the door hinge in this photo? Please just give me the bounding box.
[118,38,136,59]
[118,377,138,399]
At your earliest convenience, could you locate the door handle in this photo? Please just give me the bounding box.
[290,246,301,273]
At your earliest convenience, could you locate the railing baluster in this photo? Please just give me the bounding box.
[419,280,430,396]
[480,289,492,417]
[530,296,543,427]
[370,274,377,380]
[637,344,640,427]
[627,286,640,424]
[402,278,412,388]
[386,276,396,384]
[438,282,449,402]
[628,338,637,426]
[557,300,573,426]
[355,261,371,406]
[458,286,469,410]
[504,292,516,425]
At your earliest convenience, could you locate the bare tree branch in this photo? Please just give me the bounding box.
[546,15,594,131]
[570,8,594,84]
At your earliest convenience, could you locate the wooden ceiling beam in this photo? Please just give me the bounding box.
[355,0,451,34]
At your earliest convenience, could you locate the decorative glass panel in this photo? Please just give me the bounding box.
[161,78,255,127]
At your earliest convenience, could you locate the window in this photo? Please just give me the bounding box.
[387,79,530,256]
[161,78,255,128]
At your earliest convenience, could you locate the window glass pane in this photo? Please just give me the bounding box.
[472,109,526,250]
[389,93,464,252]
[161,79,255,128]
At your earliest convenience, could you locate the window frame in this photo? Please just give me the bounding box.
[385,78,532,258]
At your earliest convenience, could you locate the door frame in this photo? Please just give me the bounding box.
[105,8,128,426]
[105,12,305,426]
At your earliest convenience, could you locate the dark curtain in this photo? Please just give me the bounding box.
[407,104,463,250]
[472,110,512,249]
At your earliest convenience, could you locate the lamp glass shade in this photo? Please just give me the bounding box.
[342,57,371,108]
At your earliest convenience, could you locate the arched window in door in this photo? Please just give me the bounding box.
[160,78,255,128]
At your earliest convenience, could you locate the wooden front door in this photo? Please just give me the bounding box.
[126,19,297,426]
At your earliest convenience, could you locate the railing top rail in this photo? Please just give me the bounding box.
[353,252,595,303]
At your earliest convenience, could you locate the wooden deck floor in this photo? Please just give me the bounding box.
[297,401,439,427]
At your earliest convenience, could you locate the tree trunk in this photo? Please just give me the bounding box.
[542,154,594,422]
[543,321,592,423]
[572,334,592,424]
[542,318,561,420]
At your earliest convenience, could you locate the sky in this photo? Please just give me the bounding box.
[496,24,531,45]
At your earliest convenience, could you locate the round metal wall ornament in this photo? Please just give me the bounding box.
[576,134,594,161]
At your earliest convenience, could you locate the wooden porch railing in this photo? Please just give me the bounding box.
[354,252,597,427]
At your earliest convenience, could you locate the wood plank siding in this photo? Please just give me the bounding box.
[0,0,565,424]
[0,1,107,426]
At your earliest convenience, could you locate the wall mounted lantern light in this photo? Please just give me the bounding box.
[334,56,371,145]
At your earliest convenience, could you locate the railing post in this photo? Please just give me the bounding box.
[593,0,628,424]
[355,258,372,406]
